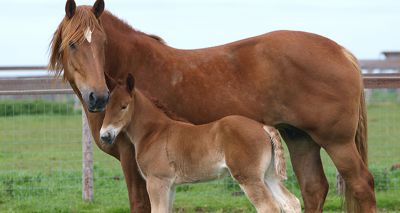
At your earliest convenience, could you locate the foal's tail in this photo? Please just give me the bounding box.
[342,48,369,213]
[263,126,286,180]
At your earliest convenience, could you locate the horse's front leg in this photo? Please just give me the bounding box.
[279,127,329,213]
[116,133,151,213]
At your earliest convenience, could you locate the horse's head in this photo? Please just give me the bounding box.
[49,0,109,112]
[100,74,135,144]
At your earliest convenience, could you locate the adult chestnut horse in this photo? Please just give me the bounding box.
[49,0,376,212]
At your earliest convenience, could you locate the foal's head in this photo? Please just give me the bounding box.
[100,75,136,144]
[49,0,109,112]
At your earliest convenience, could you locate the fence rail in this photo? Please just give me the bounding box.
[0,66,47,71]
[0,89,74,96]
[0,67,399,91]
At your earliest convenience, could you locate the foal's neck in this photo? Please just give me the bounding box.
[127,90,173,144]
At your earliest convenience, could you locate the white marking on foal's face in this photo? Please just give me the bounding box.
[84,27,92,43]
[100,124,122,144]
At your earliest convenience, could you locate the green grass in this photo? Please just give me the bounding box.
[0,99,78,117]
[0,91,399,212]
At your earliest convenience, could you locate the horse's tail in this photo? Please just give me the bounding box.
[263,125,287,180]
[342,48,369,213]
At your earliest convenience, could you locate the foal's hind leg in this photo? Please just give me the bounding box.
[324,141,376,213]
[264,173,301,213]
[238,179,281,213]
[279,127,328,213]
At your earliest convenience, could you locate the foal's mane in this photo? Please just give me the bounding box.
[48,6,165,78]
[147,96,188,123]
[106,74,184,123]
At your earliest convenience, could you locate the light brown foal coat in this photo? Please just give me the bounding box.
[100,81,300,213]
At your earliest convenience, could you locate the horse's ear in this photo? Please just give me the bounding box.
[126,74,135,94]
[105,74,117,91]
[92,0,105,18]
[65,0,76,19]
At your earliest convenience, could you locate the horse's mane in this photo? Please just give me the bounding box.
[100,9,166,44]
[48,6,165,78]
[49,6,178,122]
[48,6,102,78]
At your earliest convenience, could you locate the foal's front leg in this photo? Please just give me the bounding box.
[146,177,174,213]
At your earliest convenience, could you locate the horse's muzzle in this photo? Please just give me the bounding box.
[84,90,110,113]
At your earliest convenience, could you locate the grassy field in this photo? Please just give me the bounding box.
[0,91,399,212]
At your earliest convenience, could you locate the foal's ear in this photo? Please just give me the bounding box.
[92,0,105,18]
[105,74,117,91]
[126,74,135,94]
[65,0,76,19]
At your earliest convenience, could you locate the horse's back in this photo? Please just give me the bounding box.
[188,31,362,132]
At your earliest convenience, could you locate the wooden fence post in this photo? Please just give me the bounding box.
[336,170,344,195]
[82,109,94,201]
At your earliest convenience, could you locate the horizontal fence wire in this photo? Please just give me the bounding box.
[0,89,399,211]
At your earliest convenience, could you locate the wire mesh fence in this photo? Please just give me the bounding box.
[0,89,399,212]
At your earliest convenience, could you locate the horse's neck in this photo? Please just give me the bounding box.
[127,90,172,144]
[102,14,171,78]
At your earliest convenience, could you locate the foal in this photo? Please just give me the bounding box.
[100,75,300,213]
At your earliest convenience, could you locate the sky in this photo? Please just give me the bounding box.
[0,0,399,66]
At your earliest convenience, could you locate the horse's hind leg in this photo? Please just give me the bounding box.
[324,141,376,213]
[279,126,328,213]
[238,179,280,213]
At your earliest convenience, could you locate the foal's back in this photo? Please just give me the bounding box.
[165,115,273,182]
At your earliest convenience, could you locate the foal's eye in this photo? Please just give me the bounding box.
[69,42,76,49]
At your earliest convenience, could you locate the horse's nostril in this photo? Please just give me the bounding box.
[89,92,96,102]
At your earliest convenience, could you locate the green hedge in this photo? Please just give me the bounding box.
[0,100,77,116]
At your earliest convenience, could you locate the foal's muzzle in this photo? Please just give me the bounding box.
[83,90,110,112]
[100,130,116,145]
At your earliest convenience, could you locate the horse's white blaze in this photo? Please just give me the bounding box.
[84,27,92,43]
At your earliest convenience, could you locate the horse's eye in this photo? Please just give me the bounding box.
[69,42,76,49]
[121,105,127,110]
